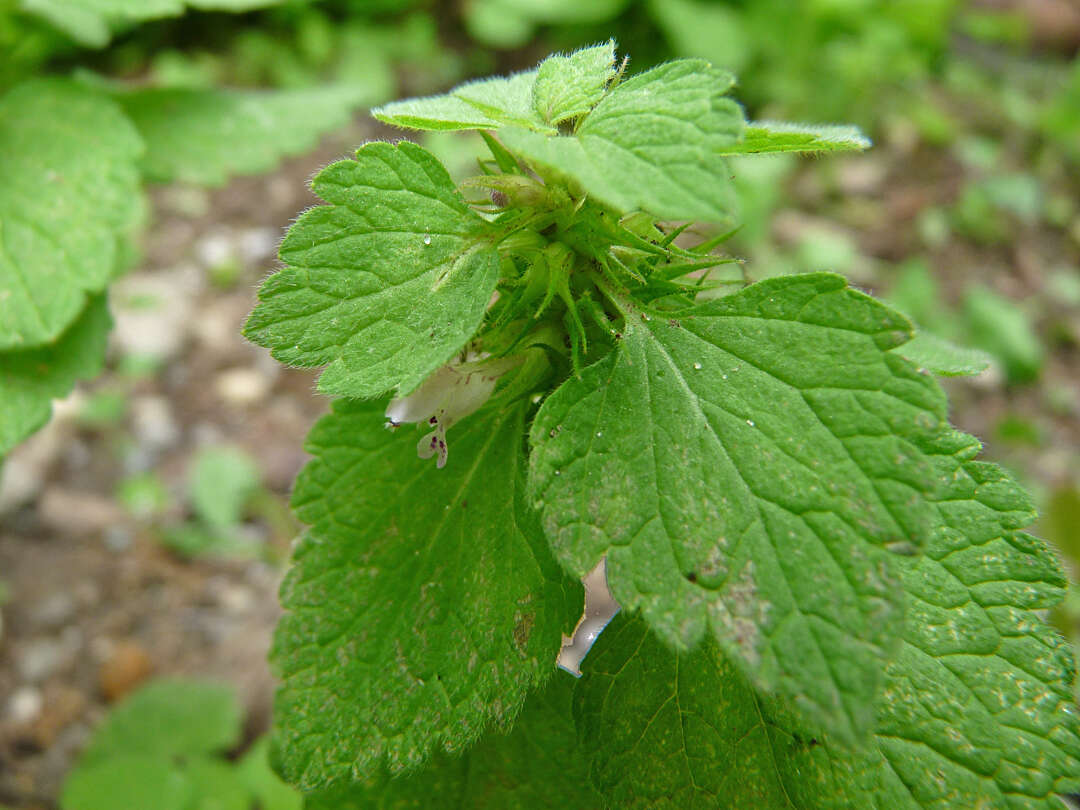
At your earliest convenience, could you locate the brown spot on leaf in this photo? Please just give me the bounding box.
[513,611,535,652]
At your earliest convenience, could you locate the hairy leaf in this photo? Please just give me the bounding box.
[271,399,582,789]
[0,295,111,456]
[894,332,990,377]
[377,55,744,221]
[581,554,1080,810]
[501,59,744,222]
[304,672,602,809]
[0,80,142,349]
[718,122,872,155]
[244,141,500,399]
[116,86,366,186]
[533,41,616,126]
[529,273,1035,741]
[838,525,1080,808]
[374,70,546,132]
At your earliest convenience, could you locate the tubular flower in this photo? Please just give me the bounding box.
[385,357,517,468]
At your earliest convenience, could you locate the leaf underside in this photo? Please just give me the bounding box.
[528,272,1042,744]
[244,141,500,399]
[271,399,582,790]
[0,79,142,350]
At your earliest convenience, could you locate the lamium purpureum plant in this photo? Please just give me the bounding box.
[245,42,1080,808]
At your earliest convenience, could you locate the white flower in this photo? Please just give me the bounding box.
[386,357,517,468]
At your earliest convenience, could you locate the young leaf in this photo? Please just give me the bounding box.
[244,141,500,399]
[717,121,872,155]
[532,41,616,126]
[373,70,547,132]
[188,446,261,529]
[893,331,991,377]
[963,285,1044,384]
[304,671,603,809]
[0,80,143,350]
[60,755,192,810]
[529,272,1037,742]
[500,59,745,222]
[271,399,582,789]
[115,86,367,187]
[0,295,111,456]
[80,679,242,763]
[237,738,302,810]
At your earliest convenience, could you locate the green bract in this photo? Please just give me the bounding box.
[247,45,1078,808]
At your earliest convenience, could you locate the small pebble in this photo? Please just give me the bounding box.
[7,686,43,726]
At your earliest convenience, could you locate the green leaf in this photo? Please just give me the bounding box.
[480,0,628,24]
[304,671,603,809]
[533,41,616,126]
[647,0,750,71]
[501,59,745,222]
[115,86,366,186]
[743,121,871,157]
[81,679,242,763]
[374,70,546,132]
[271,399,582,789]
[185,757,252,810]
[575,612,805,808]
[0,295,111,456]
[60,755,192,810]
[0,79,143,349]
[893,331,990,377]
[238,738,302,810]
[21,0,287,47]
[189,446,261,529]
[528,272,1018,742]
[963,285,1043,384]
[581,552,1080,810]
[718,121,872,155]
[844,527,1080,808]
[376,54,746,220]
[19,0,182,47]
[244,141,500,399]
